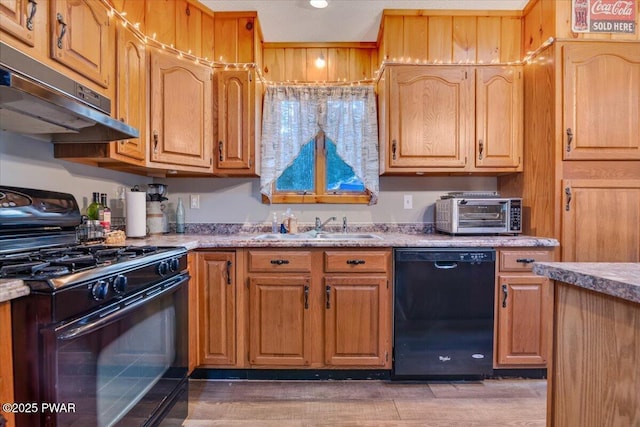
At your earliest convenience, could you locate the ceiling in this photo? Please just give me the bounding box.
[198,0,529,43]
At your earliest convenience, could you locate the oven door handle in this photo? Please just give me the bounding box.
[56,274,189,341]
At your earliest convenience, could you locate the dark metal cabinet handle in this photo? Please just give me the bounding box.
[392,140,397,160]
[56,13,67,49]
[218,141,224,161]
[565,187,572,211]
[566,128,573,152]
[153,130,159,154]
[225,260,232,285]
[270,259,290,265]
[502,284,508,308]
[478,139,484,160]
[516,258,535,264]
[346,259,365,265]
[304,285,309,309]
[27,0,37,31]
[325,285,331,309]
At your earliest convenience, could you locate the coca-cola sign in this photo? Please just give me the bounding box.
[572,0,636,33]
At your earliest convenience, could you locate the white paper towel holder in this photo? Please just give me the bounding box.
[125,186,147,238]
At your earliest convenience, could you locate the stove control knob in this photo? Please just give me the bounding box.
[169,258,180,272]
[92,280,109,300]
[157,261,169,277]
[112,275,128,294]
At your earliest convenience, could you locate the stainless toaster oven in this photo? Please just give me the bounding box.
[435,196,522,235]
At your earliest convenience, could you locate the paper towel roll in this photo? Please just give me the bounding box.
[125,190,147,237]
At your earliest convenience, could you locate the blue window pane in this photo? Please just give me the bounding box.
[276,140,315,192]
[325,138,365,192]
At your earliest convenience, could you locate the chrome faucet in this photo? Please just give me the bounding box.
[315,216,336,232]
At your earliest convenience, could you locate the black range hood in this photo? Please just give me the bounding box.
[0,42,139,142]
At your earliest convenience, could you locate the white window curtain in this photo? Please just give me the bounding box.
[260,85,379,204]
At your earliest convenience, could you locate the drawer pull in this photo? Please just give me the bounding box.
[502,284,508,308]
[516,258,535,264]
[346,259,366,265]
[270,259,290,265]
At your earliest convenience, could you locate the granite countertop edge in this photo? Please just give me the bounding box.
[0,278,30,303]
[533,262,640,304]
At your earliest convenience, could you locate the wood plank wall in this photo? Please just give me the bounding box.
[523,0,640,53]
[261,43,378,82]
[378,11,523,65]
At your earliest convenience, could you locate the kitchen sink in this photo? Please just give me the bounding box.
[252,232,382,241]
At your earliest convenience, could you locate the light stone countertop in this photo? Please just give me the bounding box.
[0,278,30,303]
[533,262,640,304]
[0,232,558,303]
[131,232,559,250]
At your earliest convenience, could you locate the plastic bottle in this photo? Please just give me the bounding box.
[99,193,111,232]
[175,198,185,233]
[271,212,278,233]
[87,192,101,220]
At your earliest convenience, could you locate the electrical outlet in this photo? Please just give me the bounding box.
[190,194,200,209]
[403,194,413,210]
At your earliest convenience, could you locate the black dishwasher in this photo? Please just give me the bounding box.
[393,248,496,379]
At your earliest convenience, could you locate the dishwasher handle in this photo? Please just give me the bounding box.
[434,261,458,269]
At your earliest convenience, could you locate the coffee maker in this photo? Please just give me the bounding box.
[146,184,168,234]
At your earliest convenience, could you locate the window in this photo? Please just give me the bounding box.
[272,131,367,203]
[260,85,379,205]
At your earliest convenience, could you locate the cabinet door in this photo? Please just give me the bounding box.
[563,43,640,160]
[387,66,472,170]
[475,66,523,169]
[115,26,146,162]
[249,275,311,366]
[562,179,640,262]
[51,0,110,88]
[496,274,551,366]
[214,69,255,174]
[198,252,236,366]
[324,276,390,367]
[0,0,37,46]
[0,302,14,426]
[149,49,213,170]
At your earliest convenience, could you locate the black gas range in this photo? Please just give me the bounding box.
[1,186,189,427]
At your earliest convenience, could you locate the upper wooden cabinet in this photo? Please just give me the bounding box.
[114,25,146,163]
[51,0,111,88]
[0,0,38,47]
[382,66,472,171]
[148,48,213,172]
[475,66,523,169]
[379,65,522,174]
[213,69,262,176]
[562,44,640,160]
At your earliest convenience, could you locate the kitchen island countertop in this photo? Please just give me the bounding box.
[533,262,640,304]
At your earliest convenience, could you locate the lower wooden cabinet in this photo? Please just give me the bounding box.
[195,248,391,370]
[494,248,554,368]
[324,276,389,367]
[248,275,312,366]
[197,251,236,366]
[0,302,15,426]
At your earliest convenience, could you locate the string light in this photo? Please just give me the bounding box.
[99,0,535,87]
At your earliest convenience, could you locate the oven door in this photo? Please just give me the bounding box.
[454,200,509,234]
[38,273,189,427]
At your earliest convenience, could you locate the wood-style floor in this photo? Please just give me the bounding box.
[181,379,546,426]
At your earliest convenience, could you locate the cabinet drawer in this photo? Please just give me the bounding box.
[500,250,554,272]
[248,250,312,272]
[324,251,389,273]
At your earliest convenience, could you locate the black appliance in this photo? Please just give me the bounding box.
[393,248,495,379]
[0,186,189,427]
